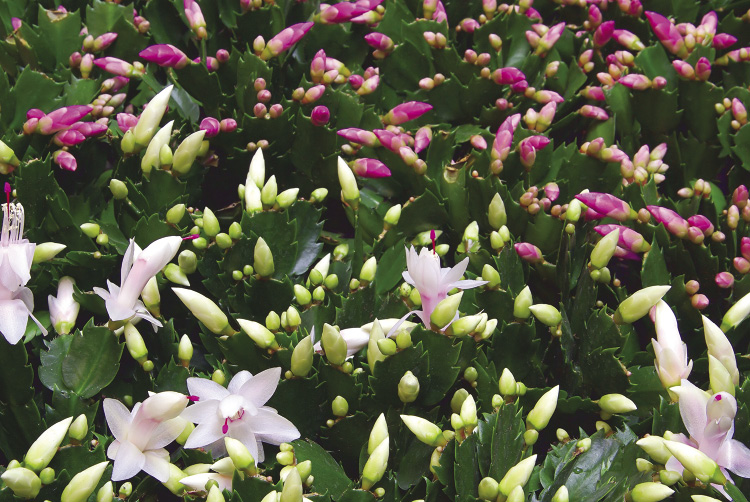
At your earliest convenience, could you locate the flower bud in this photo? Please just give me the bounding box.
[481,264,501,289]
[478,477,499,501]
[207,485,225,502]
[528,304,561,327]
[430,292,463,329]
[164,263,190,286]
[276,188,299,209]
[498,455,537,496]
[80,223,100,238]
[663,440,725,484]
[25,416,74,472]
[590,228,619,269]
[322,323,347,365]
[202,207,220,237]
[614,286,671,324]
[514,286,533,319]
[337,156,360,208]
[141,121,174,173]
[552,486,569,502]
[377,338,397,355]
[286,306,301,330]
[294,284,312,306]
[332,395,349,416]
[224,436,257,475]
[68,414,88,442]
[460,394,478,428]
[636,436,672,464]
[61,461,109,502]
[109,179,128,199]
[167,203,186,224]
[369,413,388,454]
[291,334,314,377]
[238,319,278,349]
[384,204,402,228]
[721,289,750,332]
[527,386,559,431]
[1,467,42,499]
[33,242,67,263]
[172,130,206,174]
[261,175,278,207]
[360,256,377,283]
[499,368,517,396]
[173,288,234,335]
[450,314,483,337]
[97,481,115,502]
[141,276,160,316]
[598,393,637,414]
[488,193,507,229]
[398,371,420,403]
[254,237,275,277]
[281,467,303,502]
[362,435,389,490]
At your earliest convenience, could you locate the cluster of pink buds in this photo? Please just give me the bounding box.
[519,185,556,215]
[423,31,448,49]
[418,73,446,90]
[81,31,118,53]
[617,0,642,16]
[490,114,520,174]
[423,0,448,24]
[524,102,556,132]
[347,67,379,95]
[725,185,750,229]
[646,10,736,58]
[716,98,747,130]
[199,117,237,138]
[133,9,150,34]
[498,3,542,22]
[364,33,394,59]
[250,79,283,119]
[90,93,126,118]
[526,22,566,57]
[682,280,709,309]
[734,237,750,275]
[673,57,711,81]
[715,47,750,66]
[315,0,383,24]
[579,137,631,175]
[624,143,668,185]
[575,192,636,222]
[677,178,712,199]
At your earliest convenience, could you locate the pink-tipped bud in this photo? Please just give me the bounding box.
[216,49,229,63]
[734,257,750,274]
[257,90,272,103]
[594,20,615,47]
[618,74,652,90]
[140,44,190,69]
[37,105,94,135]
[459,18,480,33]
[647,205,689,238]
[220,118,237,133]
[318,1,372,24]
[302,84,326,105]
[514,242,544,264]
[519,136,549,169]
[373,129,405,153]
[733,185,749,209]
[715,271,735,289]
[687,215,714,236]
[414,126,432,153]
[695,57,711,81]
[337,128,379,148]
[510,80,529,93]
[310,49,326,83]
[117,113,138,133]
[741,236,750,261]
[200,117,220,137]
[269,104,283,118]
[576,192,634,222]
[399,146,418,166]
[581,86,606,101]
[732,98,747,123]
[652,76,667,89]
[612,29,645,51]
[580,105,609,120]
[184,0,207,39]
[261,22,314,60]
[54,129,86,147]
[348,74,364,89]
[93,32,118,52]
[673,60,695,79]
[492,67,526,85]
[594,224,650,253]
[53,150,77,171]
[545,182,560,202]
[691,294,709,310]
[311,106,330,126]
[351,158,391,178]
[94,57,141,77]
[536,22,565,55]
[588,5,603,26]
[713,33,737,49]
[70,51,83,68]
[534,90,563,104]
[254,78,266,91]
[383,101,433,126]
[470,135,487,150]
[364,32,394,52]
[69,121,107,138]
[11,17,21,31]
[644,11,685,56]
[253,103,267,118]
[357,75,379,95]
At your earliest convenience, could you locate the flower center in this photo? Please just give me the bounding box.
[1,197,25,247]
[222,408,245,434]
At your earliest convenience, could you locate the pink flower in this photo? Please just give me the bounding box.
[647,205,689,238]
[139,44,190,69]
[383,101,432,126]
[687,215,714,236]
[351,158,391,178]
[261,22,314,60]
[575,192,634,221]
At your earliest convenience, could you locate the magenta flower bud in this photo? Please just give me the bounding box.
[647,206,689,238]
[470,135,487,150]
[269,104,283,118]
[581,86,606,101]
[650,143,667,161]
[525,7,542,21]
[53,150,77,171]
[11,17,21,31]
[301,85,325,105]
[716,272,735,289]
[713,33,737,49]
[311,106,330,126]
[54,129,86,146]
[94,57,140,77]
[514,242,544,264]
[594,224,649,253]
[735,257,750,274]
[741,236,750,261]
[414,126,432,153]
[733,185,749,209]
[257,90,272,103]
[70,51,83,68]
[580,104,609,120]
[526,30,541,48]
[492,113,520,161]
[357,75,380,95]
[184,0,207,39]
[545,182,560,202]
[205,57,219,71]
[576,192,634,222]
[593,20,615,47]
[117,113,139,133]
[732,98,747,123]
[399,146,418,165]
[69,121,107,137]
[459,18,481,33]
[351,158,391,178]
[673,60,695,79]
[93,32,118,52]
[318,1,373,24]
[213,50,228,64]
[588,5,602,26]
[687,215,714,236]
[103,76,130,93]
[348,74,364,89]
[618,74,652,90]
[261,22,314,60]
[492,67,526,85]
[37,105,94,135]
[537,22,565,54]
[613,246,641,261]
[310,49,326,83]
[384,101,433,126]
[519,136,548,169]
[200,117,220,137]
[433,0,447,23]
[538,101,557,125]
[27,109,45,120]
[700,11,718,34]
[140,44,190,69]
[254,103,267,118]
[652,76,667,89]
[612,29,645,51]
[644,11,685,56]
[337,128,379,148]
[220,118,237,133]
[373,129,405,153]
[534,90,564,104]
[510,80,529,93]
[364,33,394,52]
[694,57,711,81]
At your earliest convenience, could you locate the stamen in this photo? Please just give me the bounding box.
[4,183,10,212]
[430,229,436,255]
[187,395,200,401]
[222,418,229,434]
[182,234,199,241]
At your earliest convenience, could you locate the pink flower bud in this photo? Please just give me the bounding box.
[70,51,82,68]
[414,126,432,153]
[459,18,481,33]
[673,60,695,79]
[514,242,544,264]
[254,103,267,118]
[53,150,77,171]
[741,236,750,261]
[581,86,606,101]
[545,182,559,202]
[356,75,379,95]
[93,32,118,52]
[373,129,405,153]
[691,294,709,310]
[618,74,652,90]
[519,136,549,169]
[269,104,283,118]
[732,98,747,123]
[27,109,45,120]
[652,76,667,89]
[713,33,737,49]
[733,185,748,209]
[734,257,750,274]
[433,0,447,23]
[364,32,394,52]
[140,44,190,69]
[399,146,418,165]
[350,158,391,178]
[37,105,94,135]
[644,11,685,56]
[69,121,107,137]
[580,104,609,120]
[220,118,237,133]
[576,192,633,222]
[261,22,314,60]
[594,224,650,253]
[337,128,379,147]
[695,57,711,81]
[492,67,526,85]
[687,215,714,236]
[94,57,140,77]
[302,84,326,104]
[492,114,520,161]
[650,143,667,161]
[384,101,432,126]
[216,49,229,63]
[54,129,86,146]
[715,271,734,289]
[470,135,487,150]
[613,246,641,260]
[612,29,645,51]
[318,1,372,24]
[348,74,364,89]
[117,113,139,133]
[102,76,130,93]
[534,90,563,104]
[311,49,327,83]
[11,17,21,31]
[588,5,602,26]
[510,80,529,93]
[200,117,220,137]
[647,205,689,238]
[536,22,565,54]
[184,0,207,39]
[311,106,330,126]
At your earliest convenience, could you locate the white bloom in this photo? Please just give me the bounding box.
[181,368,299,461]
[313,318,417,357]
[48,276,80,334]
[180,471,232,493]
[652,301,692,394]
[104,392,189,482]
[94,237,181,328]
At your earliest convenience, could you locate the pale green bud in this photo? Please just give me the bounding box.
[528,304,562,327]
[498,455,537,496]
[614,286,670,324]
[97,481,115,502]
[506,485,524,502]
[384,204,402,228]
[296,460,312,482]
[161,464,186,495]
[523,429,538,445]
[80,223,100,238]
[260,491,278,502]
[332,396,349,416]
[212,369,226,385]
[377,338,397,355]
[121,129,136,153]
[178,250,197,274]
[266,311,280,331]
[286,306,301,330]
[61,461,109,502]
[360,256,377,282]
[368,413,388,454]
[245,182,263,213]
[215,233,232,249]
[338,156,360,208]
[322,323,347,365]
[703,315,739,385]
[313,253,331,278]
[124,322,148,363]
[489,193,507,230]
[32,242,67,263]
[142,276,160,316]
[551,486,569,502]
[133,85,173,148]
[96,233,109,246]
[401,415,445,446]
[435,244,449,256]
[556,428,569,442]
[167,203,186,224]
[68,415,88,442]
[398,371,420,403]
[499,225,511,242]
[577,437,592,451]
[431,292,463,329]
[254,237,275,277]
[225,437,257,474]
[291,334,314,377]
[721,290,750,331]
[202,207,220,237]
[464,221,479,242]
[663,440,726,484]
[636,458,654,472]
[281,462,303,502]
[708,354,735,395]
[367,320,386,370]
[173,288,234,335]
[164,263,190,286]
[172,130,206,174]
[460,394,477,427]
[1,467,41,499]
[109,179,128,199]
[482,264,501,288]
[409,287,421,307]
[310,187,328,203]
[0,139,21,169]
[691,496,723,502]
[176,421,196,445]
[178,334,193,365]
[659,470,681,486]
[362,435,389,490]
[294,285,312,306]
[526,385,559,431]
[479,318,497,339]
[207,485,226,502]
[333,243,349,260]
[324,274,339,290]
[451,389,469,413]
[450,314,481,337]
[596,421,612,433]
[513,286,533,319]
[276,188,299,209]
[141,121,174,173]
[238,319,278,349]
[499,368,517,396]
[630,482,674,502]
[598,394,637,414]
[451,412,464,431]
[228,222,242,240]
[590,228,619,269]
[636,436,673,464]
[310,269,324,286]
[396,330,412,349]
[247,148,266,188]
[490,231,504,250]
[261,175,278,207]
[566,199,581,222]
[159,143,173,166]
[478,477,499,501]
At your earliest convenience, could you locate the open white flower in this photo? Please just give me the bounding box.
[180,471,232,493]
[651,301,692,397]
[181,368,300,461]
[104,392,190,482]
[313,319,417,357]
[94,236,181,328]
[48,276,80,335]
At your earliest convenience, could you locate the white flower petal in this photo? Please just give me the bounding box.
[104,398,132,441]
[144,417,185,450]
[112,439,146,481]
[184,421,225,450]
[231,421,261,461]
[249,408,300,444]
[720,439,750,477]
[181,400,220,423]
[142,449,171,482]
[187,377,230,401]
[673,379,710,443]
[0,297,30,344]
[228,370,254,394]
[441,257,469,285]
[451,279,487,290]
[238,367,281,408]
